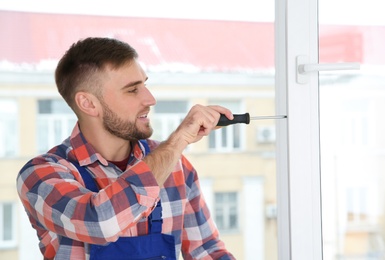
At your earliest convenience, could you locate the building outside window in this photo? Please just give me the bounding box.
[340,100,369,147]
[208,100,242,151]
[0,202,17,249]
[37,99,76,153]
[346,187,368,224]
[0,99,18,157]
[214,192,238,232]
[152,100,188,141]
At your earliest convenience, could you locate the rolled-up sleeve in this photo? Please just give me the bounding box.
[179,157,235,260]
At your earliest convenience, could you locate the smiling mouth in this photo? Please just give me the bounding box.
[137,111,150,120]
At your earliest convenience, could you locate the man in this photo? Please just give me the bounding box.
[17,37,235,259]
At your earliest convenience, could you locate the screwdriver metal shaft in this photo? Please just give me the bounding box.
[217,113,287,126]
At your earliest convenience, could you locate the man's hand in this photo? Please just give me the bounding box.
[172,104,233,147]
[143,105,233,186]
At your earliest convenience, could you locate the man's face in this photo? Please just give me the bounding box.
[98,60,156,141]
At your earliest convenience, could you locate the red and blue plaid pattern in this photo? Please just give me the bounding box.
[17,123,234,260]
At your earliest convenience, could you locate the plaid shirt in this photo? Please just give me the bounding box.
[17,124,234,260]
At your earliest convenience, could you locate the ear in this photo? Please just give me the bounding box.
[74,92,100,117]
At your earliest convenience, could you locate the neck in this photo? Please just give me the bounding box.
[78,121,131,161]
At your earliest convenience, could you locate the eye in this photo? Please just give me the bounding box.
[127,87,138,93]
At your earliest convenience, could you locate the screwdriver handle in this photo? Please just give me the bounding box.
[217,113,250,126]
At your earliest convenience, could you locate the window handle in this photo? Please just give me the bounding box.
[296,55,360,84]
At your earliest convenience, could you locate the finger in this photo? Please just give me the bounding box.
[189,104,218,129]
[207,105,234,121]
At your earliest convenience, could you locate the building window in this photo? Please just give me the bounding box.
[340,100,370,147]
[0,99,18,157]
[0,202,16,249]
[215,192,238,232]
[208,100,242,151]
[346,187,368,224]
[37,99,76,153]
[152,100,188,141]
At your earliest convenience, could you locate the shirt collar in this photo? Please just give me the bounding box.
[69,123,108,167]
[69,123,147,167]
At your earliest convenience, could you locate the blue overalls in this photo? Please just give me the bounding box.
[72,140,177,260]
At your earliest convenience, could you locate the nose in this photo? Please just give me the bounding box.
[142,86,157,107]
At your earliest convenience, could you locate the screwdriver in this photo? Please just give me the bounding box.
[217,113,287,126]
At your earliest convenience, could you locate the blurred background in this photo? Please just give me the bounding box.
[0,0,385,259]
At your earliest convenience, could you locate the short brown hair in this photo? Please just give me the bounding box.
[55,37,138,109]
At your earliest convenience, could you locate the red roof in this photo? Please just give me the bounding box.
[0,10,384,72]
[319,25,385,65]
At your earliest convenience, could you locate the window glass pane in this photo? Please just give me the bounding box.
[208,100,242,151]
[233,125,240,148]
[215,208,225,229]
[152,100,187,141]
[37,99,76,153]
[215,192,239,232]
[154,101,187,113]
[319,1,385,258]
[38,99,73,114]
[1,3,277,259]
[221,127,228,147]
[37,119,49,153]
[38,100,52,114]
[229,207,238,229]
[215,193,224,203]
[228,192,236,203]
[3,203,13,241]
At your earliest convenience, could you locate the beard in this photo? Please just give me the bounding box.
[100,100,153,141]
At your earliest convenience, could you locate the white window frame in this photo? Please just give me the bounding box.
[276,0,323,259]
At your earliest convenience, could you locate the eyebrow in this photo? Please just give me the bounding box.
[121,77,148,90]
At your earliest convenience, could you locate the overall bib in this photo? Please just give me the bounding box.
[72,140,177,260]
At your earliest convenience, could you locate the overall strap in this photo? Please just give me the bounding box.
[72,139,150,192]
[72,140,163,234]
[72,162,99,192]
[139,139,150,155]
[138,140,163,234]
[148,201,163,233]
